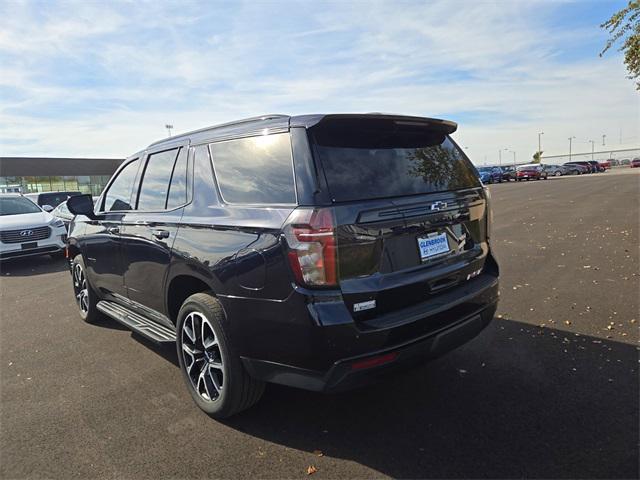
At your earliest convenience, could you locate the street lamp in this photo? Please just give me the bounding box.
[165,124,174,137]
[538,131,544,155]
[568,136,576,161]
[512,151,516,165]
[589,140,595,160]
[602,134,606,146]
[498,148,508,166]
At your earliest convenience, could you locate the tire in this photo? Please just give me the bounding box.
[176,292,265,418]
[71,254,102,323]
[555,171,561,177]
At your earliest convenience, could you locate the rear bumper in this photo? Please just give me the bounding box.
[226,253,499,391]
[242,302,496,392]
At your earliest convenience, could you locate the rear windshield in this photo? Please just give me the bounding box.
[311,119,480,202]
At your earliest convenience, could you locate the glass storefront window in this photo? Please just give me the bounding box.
[0,175,112,195]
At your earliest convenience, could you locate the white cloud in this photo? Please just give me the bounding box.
[0,0,637,163]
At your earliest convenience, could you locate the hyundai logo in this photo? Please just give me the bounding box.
[19,230,34,237]
[430,201,448,211]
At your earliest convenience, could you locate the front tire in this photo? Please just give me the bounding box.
[176,292,265,418]
[71,254,102,323]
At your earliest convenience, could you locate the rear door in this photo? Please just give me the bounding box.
[120,145,189,322]
[308,116,488,319]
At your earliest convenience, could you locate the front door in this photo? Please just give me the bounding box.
[84,157,142,302]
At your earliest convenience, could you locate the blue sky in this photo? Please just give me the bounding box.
[0,0,638,163]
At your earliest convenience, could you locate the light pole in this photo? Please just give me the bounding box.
[538,131,544,155]
[568,136,576,162]
[498,148,508,166]
[589,140,595,160]
[512,151,516,165]
[165,124,174,137]
[602,134,606,146]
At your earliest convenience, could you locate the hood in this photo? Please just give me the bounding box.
[0,211,54,231]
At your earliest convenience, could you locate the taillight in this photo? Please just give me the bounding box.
[283,208,337,287]
[483,186,492,239]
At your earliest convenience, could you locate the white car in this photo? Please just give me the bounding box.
[0,194,67,261]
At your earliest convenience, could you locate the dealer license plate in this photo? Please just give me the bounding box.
[417,232,450,261]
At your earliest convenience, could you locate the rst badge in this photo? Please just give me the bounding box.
[353,300,376,312]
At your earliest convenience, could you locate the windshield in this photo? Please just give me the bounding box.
[311,119,480,202]
[55,202,70,215]
[0,197,42,216]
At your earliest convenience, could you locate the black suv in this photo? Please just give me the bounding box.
[66,114,499,418]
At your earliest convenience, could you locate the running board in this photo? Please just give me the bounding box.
[96,300,176,343]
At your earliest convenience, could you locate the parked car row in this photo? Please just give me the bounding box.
[477,159,613,184]
[608,157,640,167]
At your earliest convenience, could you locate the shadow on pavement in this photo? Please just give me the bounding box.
[0,254,68,277]
[218,317,638,479]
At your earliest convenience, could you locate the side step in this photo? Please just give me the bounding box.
[97,300,176,343]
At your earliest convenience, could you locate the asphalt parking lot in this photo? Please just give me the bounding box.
[1,169,638,479]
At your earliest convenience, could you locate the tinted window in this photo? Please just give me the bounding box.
[312,120,480,202]
[137,149,179,210]
[40,192,79,208]
[209,133,295,204]
[103,159,140,212]
[167,148,188,209]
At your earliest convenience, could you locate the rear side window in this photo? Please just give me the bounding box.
[103,159,140,212]
[209,133,296,205]
[167,148,188,209]
[311,119,480,202]
[137,148,179,210]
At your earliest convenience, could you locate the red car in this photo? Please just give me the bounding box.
[598,160,611,170]
[516,165,547,181]
[631,158,640,168]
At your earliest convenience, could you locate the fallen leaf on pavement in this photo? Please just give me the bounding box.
[313,450,324,457]
[307,466,318,475]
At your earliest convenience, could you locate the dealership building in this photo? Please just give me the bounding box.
[0,157,123,195]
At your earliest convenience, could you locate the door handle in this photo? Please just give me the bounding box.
[152,229,170,240]
[107,226,120,235]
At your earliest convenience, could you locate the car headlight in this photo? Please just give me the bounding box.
[49,218,65,228]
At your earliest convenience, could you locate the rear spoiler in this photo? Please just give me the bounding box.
[290,113,458,135]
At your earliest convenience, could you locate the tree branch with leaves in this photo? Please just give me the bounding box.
[600,0,640,90]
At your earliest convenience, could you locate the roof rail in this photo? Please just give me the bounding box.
[148,114,290,147]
